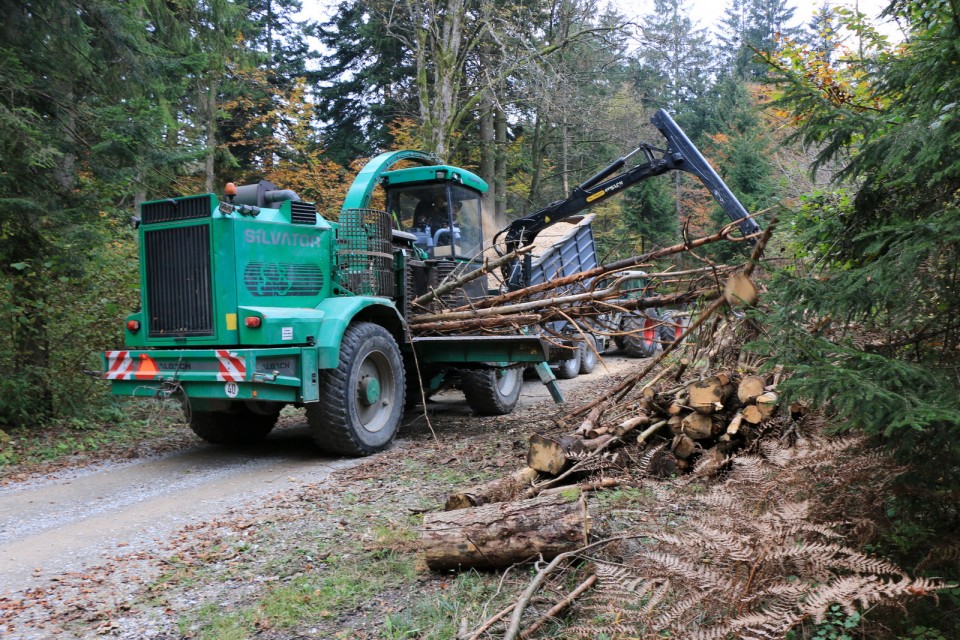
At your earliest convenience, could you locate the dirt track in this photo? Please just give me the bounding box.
[0,354,641,638]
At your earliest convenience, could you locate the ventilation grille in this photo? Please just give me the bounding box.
[432,260,467,308]
[141,194,213,225]
[243,262,324,297]
[144,225,214,337]
[290,201,318,225]
[336,209,394,297]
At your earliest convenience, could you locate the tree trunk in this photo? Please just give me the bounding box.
[422,489,589,570]
[444,467,539,510]
[202,80,217,193]
[478,40,496,216]
[494,106,508,222]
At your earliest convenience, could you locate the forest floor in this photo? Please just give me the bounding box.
[0,353,644,640]
[3,348,952,640]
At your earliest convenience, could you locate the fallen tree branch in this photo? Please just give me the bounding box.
[412,314,542,334]
[563,215,779,422]
[502,536,636,640]
[519,574,597,639]
[464,603,516,640]
[465,213,764,313]
[410,286,716,325]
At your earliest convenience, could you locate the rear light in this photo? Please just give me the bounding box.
[126,320,140,332]
[244,316,262,328]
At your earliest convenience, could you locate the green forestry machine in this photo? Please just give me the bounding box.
[100,109,759,456]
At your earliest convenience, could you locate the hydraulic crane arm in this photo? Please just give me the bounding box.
[496,109,761,252]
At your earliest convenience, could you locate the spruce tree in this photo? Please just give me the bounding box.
[313,0,415,163]
[763,1,960,448]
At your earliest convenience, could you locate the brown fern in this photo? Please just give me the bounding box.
[534,433,954,639]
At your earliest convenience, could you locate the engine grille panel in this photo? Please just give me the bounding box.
[141,194,214,225]
[144,225,214,337]
[290,201,318,225]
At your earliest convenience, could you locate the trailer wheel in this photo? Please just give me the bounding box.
[620,311,660,358]
[579,335,598,374]
[462,367,522,416]
[554,344,581,380]
[307,322,405,456]
[189,403,278,445]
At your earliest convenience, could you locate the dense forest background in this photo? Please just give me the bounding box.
[2,0,959,630]
[0,0,856,426]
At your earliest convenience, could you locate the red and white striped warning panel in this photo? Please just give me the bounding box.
[216,350,247,382]
[103,351,135,380]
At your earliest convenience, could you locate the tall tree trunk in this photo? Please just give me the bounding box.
[203,80,217,193]
[527,114,545,217]
[494,106,507,223]
[479,42,496,218]
[479,97,495,218]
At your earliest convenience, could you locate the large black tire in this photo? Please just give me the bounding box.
[554,343,581,380]
[307,322,405,456]
[657,310,689,347]
[189,403,279,445]
[461,367,522,416]
[579,335,598,374]
[620,311,660,358]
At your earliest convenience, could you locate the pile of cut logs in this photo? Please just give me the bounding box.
[422,365,796,571]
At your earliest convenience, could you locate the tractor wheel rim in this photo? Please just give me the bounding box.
[359,376,381,406]
[356,350,394,433]
[643,317,656,346]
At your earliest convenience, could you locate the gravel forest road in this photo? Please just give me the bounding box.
[0,354,640,639]
[0,432,365,591]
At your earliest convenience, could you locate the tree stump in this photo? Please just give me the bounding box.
[422,489,590,570]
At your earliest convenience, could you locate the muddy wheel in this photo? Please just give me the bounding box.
[307,322,405,456]
[189,403,278,445]
[579,335,598,374]
[462,367,522,416]
[621,311,660,358]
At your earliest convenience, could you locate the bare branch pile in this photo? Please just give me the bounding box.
[407,220,756,338]
[416,215,954,637]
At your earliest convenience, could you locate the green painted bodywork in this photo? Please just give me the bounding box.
[378,164,488,193]
[106,154,546,406]
[411,336,544,364]
[342,150,438,210]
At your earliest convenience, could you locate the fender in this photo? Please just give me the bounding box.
[312,297,405,369]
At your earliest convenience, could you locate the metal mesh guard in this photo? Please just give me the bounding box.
[337,208,394,297]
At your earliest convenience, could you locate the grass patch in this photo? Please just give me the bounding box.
[0,398,186,476]
[380,571,510,639]
[183,551,418,639]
